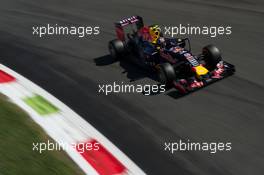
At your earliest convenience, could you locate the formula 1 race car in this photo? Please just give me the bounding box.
[108,16,235,94]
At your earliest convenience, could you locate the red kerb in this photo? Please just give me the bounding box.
[0,70,15,83]
[76,139,126,175]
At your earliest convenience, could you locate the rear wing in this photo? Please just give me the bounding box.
[114,16,144,41]
[115,15,144,28]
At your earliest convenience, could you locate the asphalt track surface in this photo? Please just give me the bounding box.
[0,0,264,174]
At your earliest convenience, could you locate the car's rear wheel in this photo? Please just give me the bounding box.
[157,63,176,85]
[202,45,222,69]
[108,39,125,60]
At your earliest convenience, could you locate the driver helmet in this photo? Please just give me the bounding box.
[149,24,162,44]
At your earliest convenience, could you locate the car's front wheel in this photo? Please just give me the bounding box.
[157,63,176,85]
[202,45,222,70]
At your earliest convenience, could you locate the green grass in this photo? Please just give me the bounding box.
[0,95,84,175]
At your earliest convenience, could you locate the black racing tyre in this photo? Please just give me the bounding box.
[202,45,222,69]
[158,63,176,85]
[108,39,125,59]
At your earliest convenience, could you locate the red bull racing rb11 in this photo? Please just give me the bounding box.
[108,16,235,94]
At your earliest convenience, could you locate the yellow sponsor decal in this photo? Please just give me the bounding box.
[195,65,209,76]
